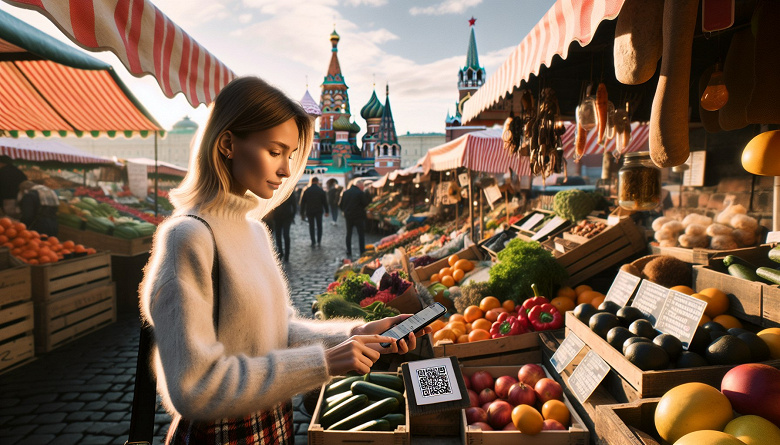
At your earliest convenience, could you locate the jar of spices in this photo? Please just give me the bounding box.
[618,151,661,210]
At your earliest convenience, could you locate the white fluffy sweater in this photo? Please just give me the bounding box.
[139,192,362,421]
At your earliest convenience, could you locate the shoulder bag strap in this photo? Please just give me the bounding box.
[126,215,219,445]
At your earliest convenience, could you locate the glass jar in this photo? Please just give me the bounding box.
[618,151,661,211]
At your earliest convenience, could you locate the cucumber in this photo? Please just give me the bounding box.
[348,419,391,432]
[770,246,780,264]
[320,394,368,429]
[325,376,362,397]
[726,263,760,282]
[379,413,406,429]
[324,391,353,411]
[350,381,404,403]
[364,373,404,392]
[757,267,780,285]
[327,397,399,431]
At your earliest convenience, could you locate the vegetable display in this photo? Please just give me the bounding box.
[552,189,596,223]
[528,304,564,331]
[319,374,406,432]
[488,239,568,302]
[490,313,529,339]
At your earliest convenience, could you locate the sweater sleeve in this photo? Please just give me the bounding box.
[287,306,363,348]
[143,220,331,420]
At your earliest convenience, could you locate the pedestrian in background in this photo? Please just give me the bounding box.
[299,176,328,246]
[326,178,342,226]
[0,155,28,217]
[339,178,371,258]
[272,192,296,262]
[18,180,59,236]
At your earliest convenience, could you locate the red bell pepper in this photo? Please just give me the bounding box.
[521,283,550,314]
[528,303,563,331]
[491,312,530,338]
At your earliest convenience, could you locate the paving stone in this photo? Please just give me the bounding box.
[21,433,57,444]
[35,401,66,413]
[0,424,37,436]
[50,433,84,445]
[83,401,108,411]
[77,392,102,402]
[59,392,80,402]
[4,413,35,426]
[33,411,67,424]
[88,411,106,421]
[100,422,130,436]
[0,398,20,409]
[121,392,135,403]
[0,404,35,416]
[103,401,130,412]
[36,422,66,435]
[103,411,126,422]
[103,392,123,402]
[79,435,115,445]
[65,411,94,422]
[0,415,12,426]
[63,421,94,434]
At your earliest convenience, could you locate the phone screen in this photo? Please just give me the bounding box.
[380,303,446,348]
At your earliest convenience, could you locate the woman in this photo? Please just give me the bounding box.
[139,77,425,444]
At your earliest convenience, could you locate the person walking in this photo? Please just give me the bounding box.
[299,176,328,246]
[326,179,342,226]
[0,155,28,217]
[272,192,296,262]
[18,180,59,236]
[138,77,426,445]
[339,178,372,258]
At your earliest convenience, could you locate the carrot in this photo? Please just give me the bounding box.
[596,83,608,144]
[575,121,587,160]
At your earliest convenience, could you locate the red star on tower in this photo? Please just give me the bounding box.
[468,16,476,26]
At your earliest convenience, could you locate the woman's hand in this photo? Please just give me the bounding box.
[352,314,433,355]
[325,335,396,375]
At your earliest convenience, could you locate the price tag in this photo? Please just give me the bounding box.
[532,216,568,241]
[654,291,708,349]
[458,172,470,188]
[568,350,611,404]
[550,333,586,373]
[370,266,386,285]
[607,214,620,226]
[483,185,502,210]
[630,280,670,325]
[519,213,545,231]
[766,231,780,244]
[406,357,464,405]
[683,151,706,187]
[605,271,642,307]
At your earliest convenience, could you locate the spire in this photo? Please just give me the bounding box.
[465,21,480,70]
[327,30,342,77]
[377,83,398,145]
[300,90,322,116]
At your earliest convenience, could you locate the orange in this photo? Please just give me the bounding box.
[0,235,7,244]
[85,248,96,255]
[502,300,516,312]
[433,328,457,343]
[512,404,544,435]
[441,275,455,287]
[465,322,472,333]
[5,228,17,239]
[574,284,592,296]
[29,230,40,239]
[18,230,31,240]
[453,258,471,271]
[449,314,466,323]
[430,273,441,283]
[429,319,446,333]
[28,259,38,265]
[557,286,577,300]
[63,240,75,249]
[698,314,711,326]
[448,254,460,267]
[713,314,743,330]
[485,308,505,322]
[551,296,576,314]
[590,295,605,308]
[0,217,11,228]
[671,285,695,295]
[439,267,453,278]
[541,399,570,427]
[576,290,602,305]
[47,236,59,245]
[74,244,87,253]
[479,296,501,312]
[472,318,492,332]
[13,222,25,232]
[468,329,491,342]
[457,334,469,344]
[452,269,465,282]
[0,225,4,235]
[447,321,466,337]
[20,249,37,259]
[11,237,26,247]
[698,288,729,317]
[463,305,484,323]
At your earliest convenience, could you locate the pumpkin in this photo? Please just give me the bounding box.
[742,130,780,176]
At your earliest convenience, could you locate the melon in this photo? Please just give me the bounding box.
[654,382,733,443]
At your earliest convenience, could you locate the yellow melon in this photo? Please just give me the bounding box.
[654,382,733,444]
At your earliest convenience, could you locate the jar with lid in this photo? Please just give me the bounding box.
[618,151,661,210]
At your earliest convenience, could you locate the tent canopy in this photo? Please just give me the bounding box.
[559,121,649,158]
[126,157,187,177]
[422,128,531,176]
[0,136,114,166]
[0,9,163,137]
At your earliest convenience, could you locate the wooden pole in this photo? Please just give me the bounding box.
[154,131,159,218]
[468,168,474,239]
[479,187,484,241]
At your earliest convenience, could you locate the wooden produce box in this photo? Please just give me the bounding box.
[30,251,112,302]
[0,299,34,374]
[595,399,662,445]
[460,366,589,445]
[59,225,154,257]
[386,285,423,315]
[565,312,780,401]
[412,244,485,284]
[509,209,569,243]
[0,247,31,307]
[34,281,116,353]
[545,217,646,286]
[433,331,550,367]
[308,373,410,445]
[649,243,762,266]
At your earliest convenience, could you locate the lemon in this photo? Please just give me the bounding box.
[724,415,780,445]
[674,430,745,445]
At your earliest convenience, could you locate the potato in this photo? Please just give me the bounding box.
[661,220,685,234]
[706,223,733,237]
[679,234,709,249]
[655,229,676,241]
[652,216,675,232]
[732,228,757,247]
[710,235,738,250]
[684,224,707,236]
[682,213,712,227]
[730,214,758,232]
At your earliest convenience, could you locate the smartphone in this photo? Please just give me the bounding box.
[379,302,447,348]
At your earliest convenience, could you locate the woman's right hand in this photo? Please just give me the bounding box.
[325,335,396,375]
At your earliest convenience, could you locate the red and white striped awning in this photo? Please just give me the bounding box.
[0,137,114,164]
[560,121,650,158]
[126,157,187,177]
[422,129,531,176]
[5,0,235,106]
[462,0,626,124]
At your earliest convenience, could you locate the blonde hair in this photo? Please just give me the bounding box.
[170,77,314,218]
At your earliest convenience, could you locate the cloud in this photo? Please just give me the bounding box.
[345,0,388,5]
[238,13,253,24]
[358,29,399,44]
[410,0,483,16]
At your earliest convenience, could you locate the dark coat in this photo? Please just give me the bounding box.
[0,164,27,200]
[339,186,371,221]
[327,185,342,208]
[272,194,297,225]
[299,184,329,217]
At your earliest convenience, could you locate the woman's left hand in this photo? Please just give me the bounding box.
[352,314,433,355]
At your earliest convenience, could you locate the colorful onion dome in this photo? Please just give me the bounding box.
[332,113,352,131]
[360,89,384,120]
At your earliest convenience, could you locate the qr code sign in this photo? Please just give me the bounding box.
[416,366,452,397]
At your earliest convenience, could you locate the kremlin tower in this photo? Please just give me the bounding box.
[445,17,487,142]
[371,85,401,175]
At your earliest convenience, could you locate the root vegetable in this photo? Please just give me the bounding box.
[730,214,759,232]
[710,235,738,250]
[655,229,675,242]
[613,0,663,85]
[661,220,685,234]
[682,213,713,227]
[732,229,757,247]
[706,224,733,237]
[684,224,707,237]
[678,234,709,249]
[652,216,675,232]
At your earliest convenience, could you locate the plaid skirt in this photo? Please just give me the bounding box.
[165,401,294,445]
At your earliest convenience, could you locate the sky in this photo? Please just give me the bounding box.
[0,0,555,137]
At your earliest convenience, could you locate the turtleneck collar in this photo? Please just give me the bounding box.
[179,192,261,222]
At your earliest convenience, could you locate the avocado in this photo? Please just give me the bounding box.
[736,332,771,362]
[701,321,727,334]
[607,326,635,351]
[625,342,670,371]
[653,333,683,361]
[623,336,652,355]
[574,303,599,325]
[710,330,729,342]
[589,312,620,339]
[676,350,709,368]
[727,328,752,337]
[629,319,658,339]
[598,300,622,315]
[706,335,752,365]
[616,306,645,327]
[688,327,711,354]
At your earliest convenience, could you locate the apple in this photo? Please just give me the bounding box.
[494,375,518,399]
[721,363,780,426]
[465,407,488,425]
[507,382,536,406]
[479,388,498,405]
[471,371,495,393]
[518,364,546,387]
[487,400,513,429]
[503,422,518,430]
[463,373,472,390]
[543,419,566,431]
[535,378,563,404]
[482,401,493,412]
[468,389,479,407]
[469,421,493,431]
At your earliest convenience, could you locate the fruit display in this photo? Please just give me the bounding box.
[428,253,476,287]
[317,373,406,431]
[568,219,607,239]
[721,246,780,285]
[651,206,760,250]
[58,196,157,239]
[315,272,408,322]
[374,225,430,253]
[74,187,165,225]
[487,238,568,301]
[0,217,96,264]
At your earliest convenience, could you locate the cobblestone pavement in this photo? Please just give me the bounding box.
[0,214,382,444]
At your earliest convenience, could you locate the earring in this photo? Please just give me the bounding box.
[227,153,233,159]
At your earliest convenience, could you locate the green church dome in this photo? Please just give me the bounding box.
[360,90,384,120]
[332,113,352,131]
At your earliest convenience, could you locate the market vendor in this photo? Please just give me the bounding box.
[0,155,28,217]
[18,180,59,236]
[139,76,428,445]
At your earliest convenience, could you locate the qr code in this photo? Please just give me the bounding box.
[416,366,452,397]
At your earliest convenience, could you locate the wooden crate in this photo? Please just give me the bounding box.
[460,366,589,445]
[308,373,410,445]
[433,331,549,367]
[34,282,116,353]
[59,225,154,257]
[412,245,485,283]
[30,251,112,302]
[764,284,780,328]
[565,312,780,400]
[0,300,34,374]
[595,399,662,445]
[648,244,764,265]
[0,248,31,307]
[545,217,646,286]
